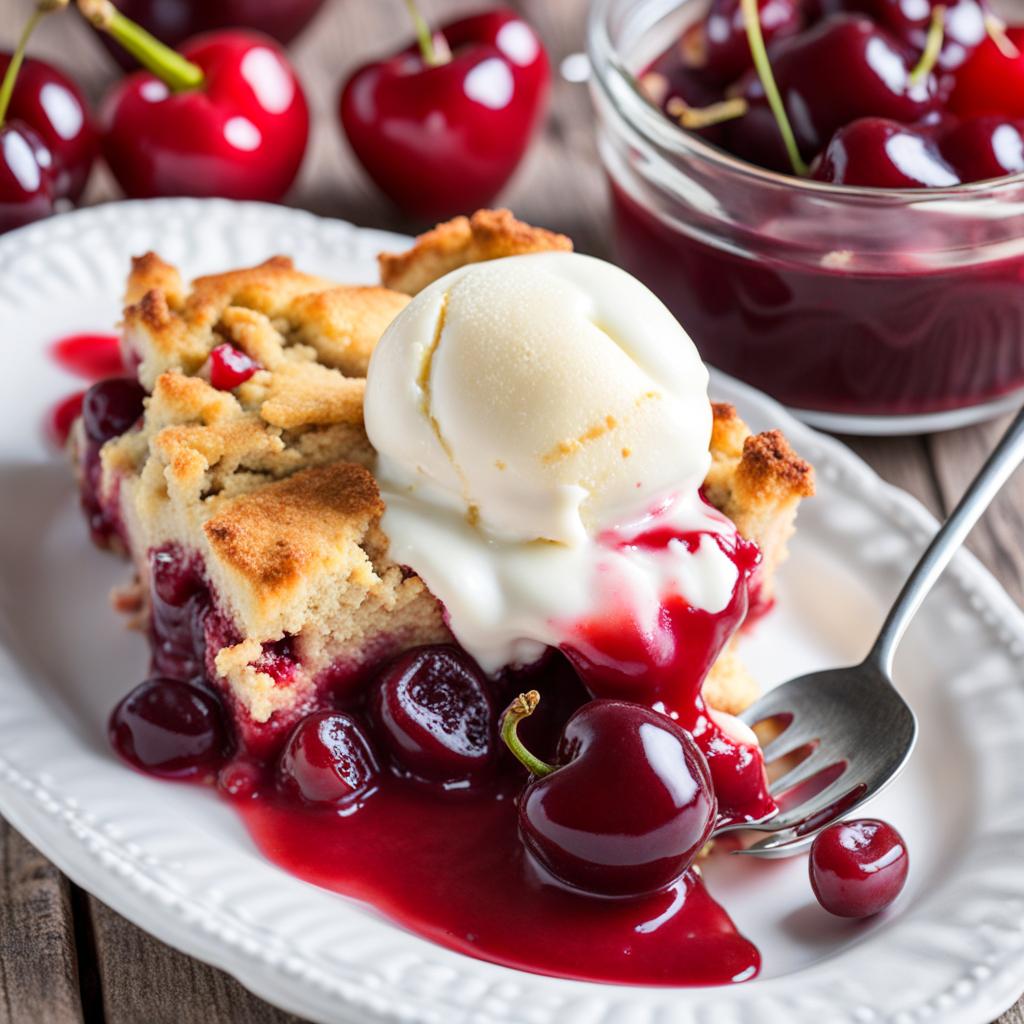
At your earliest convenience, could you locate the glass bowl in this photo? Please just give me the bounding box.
[587,0,1024,434]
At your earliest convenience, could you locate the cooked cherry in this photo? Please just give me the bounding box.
[109,677,228,778]
[809,818,909,917]
[692,0,803,83]
[278,711,379,807]
[503,694,716,898]
[728,15,940,171]
[369,645,495,787]
[812,117,960,186]
[948,27,1024,117]
[938,115,1024,181]
[208,342,260,390]
[81,377,146,444]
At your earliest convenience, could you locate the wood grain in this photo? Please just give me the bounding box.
[0,821,83,1024]
[0,0,1021,1022]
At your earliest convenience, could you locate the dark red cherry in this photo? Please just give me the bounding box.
[810,818,909,917]
[208,342,261,389]
[938,115,1024,181]
[873,0,987,71]
[369,645,495,787]
[688,0,803,83]
[812,117,960,186]
[0,121,55,233]
[948,27,1024,117]
[503,694,716,898]
[728,15,940,172]
[277,711,379,806]
[0,55,96,201]
[81,377,146,444]
[109,677,229,778]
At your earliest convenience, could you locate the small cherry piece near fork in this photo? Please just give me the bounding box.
[810,819,909,917]
[502,693,717,897]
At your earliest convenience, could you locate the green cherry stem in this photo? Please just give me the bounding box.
[501,691,555,778]
[909,5,945,86]
[0,0,68,130]
[404,0,451,67]
[77,0,203,92]
[740,0,807,176]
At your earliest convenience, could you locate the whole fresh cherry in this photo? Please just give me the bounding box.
[686,0,803,84]
[0,55,96,201]
[949,28,1024,116]
[369,645,495,787]
[872,0,987,71]
[278,711,380,807]
[81,377,146,443]
[502,693,716,897]
[938,115,1024,181]
[809,818,909,917]
[339,6,550,221]
[109,677,229,778]
[728,15,941,171]
[87,1,309,200]
[812,117,960,186]
[92,0,328,68]
[0,122,55,232]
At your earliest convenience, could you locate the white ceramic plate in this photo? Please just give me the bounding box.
[2,199,1024,1024]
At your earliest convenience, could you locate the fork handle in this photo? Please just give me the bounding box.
[868,404,1024,677]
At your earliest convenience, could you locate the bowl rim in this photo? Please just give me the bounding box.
[586,0,1024,203]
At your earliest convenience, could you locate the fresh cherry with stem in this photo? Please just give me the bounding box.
[80,0,309,200]
[809,819,909,917]
[502,692,717,898]
[948,25,1024,116]
[339,3,550,221]
[0,0,68,233]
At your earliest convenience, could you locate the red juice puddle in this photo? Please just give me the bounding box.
[49,390,85,447]
[233,774,760,986]
[50,333,123,380]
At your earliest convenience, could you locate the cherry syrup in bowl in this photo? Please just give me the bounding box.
[587,0,1024,433]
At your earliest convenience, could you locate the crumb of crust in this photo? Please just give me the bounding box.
[378,208,573,295]
[126,252,185,308]
[203,462,384,594]
[736,429,815,503]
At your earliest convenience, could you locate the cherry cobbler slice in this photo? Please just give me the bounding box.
[71,208,812,777]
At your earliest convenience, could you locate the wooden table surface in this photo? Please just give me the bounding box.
[2,0,1024,1020]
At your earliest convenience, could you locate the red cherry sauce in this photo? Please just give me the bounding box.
[47,333,123,447]
[561,500,775,826]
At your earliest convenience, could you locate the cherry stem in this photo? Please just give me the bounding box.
[76,0,204,92]
[403,0,451,67]
[909,5,945,86]
[0,0,68,130]
[501,691,555,778]
[985,14,1020,59]
[739,0,807,176]
[667,94,749,130]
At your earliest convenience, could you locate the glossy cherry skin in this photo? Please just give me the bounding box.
[0,122,55,233]
[728,15,940,172]
[100,31,309,201]
[518,700,716,898]
[809,819,909,917]
[939,115,1024,181]
[109,677,229,778]
[369,646,495,787]
[81,377,146,443]
[339,9,549,221]
[949,27,1024,116]
[278,711,380,807]
[94,0,327,68]
[688,0,803,84]
[0,55,96,201]
[872,0,987,71]
[812,117,960,186]
[208,342,261,389]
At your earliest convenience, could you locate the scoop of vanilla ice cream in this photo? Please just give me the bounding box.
[364,252,712,546]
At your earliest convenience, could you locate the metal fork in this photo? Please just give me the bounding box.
[717,406,1024,858]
